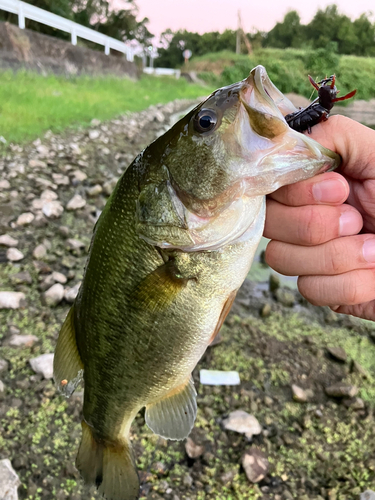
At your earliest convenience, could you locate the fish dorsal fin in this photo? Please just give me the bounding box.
[145,377,197,440]
[53,305,84,397]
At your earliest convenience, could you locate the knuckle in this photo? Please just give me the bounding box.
[297,206,327,245]
[324,239,345,274]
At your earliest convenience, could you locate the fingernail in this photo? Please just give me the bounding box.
[339,211,361,236]
[363,239,375,262]
[313,179,346,203]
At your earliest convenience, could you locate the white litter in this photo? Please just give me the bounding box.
[200,369,240,386]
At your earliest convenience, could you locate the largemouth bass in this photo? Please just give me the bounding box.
[54,66,339,500]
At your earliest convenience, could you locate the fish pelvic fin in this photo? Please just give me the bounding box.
[145,377,197,440]
[53,305,84,397]
[76,420,140,500]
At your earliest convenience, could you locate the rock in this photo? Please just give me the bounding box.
[0,179,10,189]
[222,410,262,439]
[51,271,67,284]
[64,282,81,303]
[0,380,5,399]
[0,359,9,373]
[58,226,70,237]
[29,159,47,169]
[361,491,375,500]
[342,397,365,410]
[185,437,204,459]
[52,173,70,186]
[43,283,65,307]
[16,212,34,226]
[275,289,295,307]
[219,470,236,485]
[327,346,347,362]
[89,129,101,140]
[42,200,64,219]
[87,184,103,197]
[260,303,271,317]
[36,144,49,156]
[103,178,118,195]
[6,248,24,262]
[182,474,193,488]
[292,384,314,403]
[241,447,269,483]
[71,170,87,182]
[9,334,38,347]
[0,458,21,500]
[29,353,54,379]
[10,272,32,285]
[66,194,86,210]
[351,360,369,378]
[0,292,26,309]
[66,238,85,251]
[0,234,18,247]
[33,244,47,260]
[325,383,358,398]
[91,118,101,126]
[269,273,280,292]
[40,189,58,201]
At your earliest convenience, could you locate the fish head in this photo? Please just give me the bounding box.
[137,66,339,250]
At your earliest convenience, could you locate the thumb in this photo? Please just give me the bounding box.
[307,116,375,180]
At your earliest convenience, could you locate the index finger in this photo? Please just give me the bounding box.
[268,171,349,207]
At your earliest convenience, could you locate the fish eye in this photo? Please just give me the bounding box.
[193,109,218,134]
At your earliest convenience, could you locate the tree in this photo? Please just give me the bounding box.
[352,14,375,56]
[264,11,305,49]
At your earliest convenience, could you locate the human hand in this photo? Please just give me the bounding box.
[264,115,375,320]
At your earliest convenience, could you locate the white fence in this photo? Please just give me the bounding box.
[0,0,134,61]
[143,67,181,79]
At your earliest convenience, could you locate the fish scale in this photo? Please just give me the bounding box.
[53,65,340,500]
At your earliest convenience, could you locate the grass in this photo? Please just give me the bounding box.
[0,71,212,143]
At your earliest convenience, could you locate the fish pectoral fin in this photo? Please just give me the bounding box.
[53,305,84,397]
[209,289,238,345]
[132,261,188,313]
[145,377,197,440]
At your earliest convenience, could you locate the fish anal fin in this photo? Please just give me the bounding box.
[209,289,237,345]
[145,377,197,440]
[133,261,188,313]
[76,421,140,500]
[53,306,84,397]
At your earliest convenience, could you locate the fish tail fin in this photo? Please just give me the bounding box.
[76,420,140,500]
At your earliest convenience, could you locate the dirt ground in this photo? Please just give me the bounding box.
[1,101,375,500]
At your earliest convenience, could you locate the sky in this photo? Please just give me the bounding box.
[123,0,375,39]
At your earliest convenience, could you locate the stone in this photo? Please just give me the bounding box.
[51,271,67,284]
[0,380,5,398]
[275,289,295,307]
[64,282,81,303]
[29,353,54,379]
[66,194,86,210]
[185,437,205,459]
[241,447,269,483]
[33,244,47,260]
[351,360,369,378]
[43,283,65,307]
[16,212,34,226]
[42,200,64,219]
[0,179,10,189]
[36,144,49,156]
[29,159,47,169]
[58,226,70,237]
[9,334,38,348]
[260,303,271,317]
[0,359,9,373]
[0,458,21,500]
[89,129,100,140]
[222,410,262,439]
[361,491,375,500]
[325,383,358,398]
[103,178,118,195]
[269,273,280,292]
[342,397,365,410]
[327,346,347,362]
[0,292,26,309]
[52,173,69,186]
[71,170,87,182]
[0,234,18,247]
[10,272,32,285]
[91,118,101,126]
[66,238,85,251]
[40,189,58,201]
[87,184,103,197]
[292,384,313,403]
[6,248,24,262]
